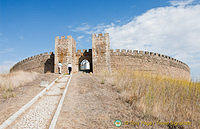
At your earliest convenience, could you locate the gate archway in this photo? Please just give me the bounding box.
[79,59,90,73]
[78,56,92,73]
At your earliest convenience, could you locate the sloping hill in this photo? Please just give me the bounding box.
[56,73,171,129]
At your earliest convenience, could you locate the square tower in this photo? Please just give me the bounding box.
[55,35,76,73]
[92,33,111,73]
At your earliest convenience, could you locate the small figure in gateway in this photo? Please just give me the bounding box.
[58,62,63,74]
[68,63,72,75]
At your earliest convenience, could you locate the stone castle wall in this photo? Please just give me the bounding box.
[10,33,190,80]
[110,49,190,80]
[10,49,93,74]
[10,52,54,73]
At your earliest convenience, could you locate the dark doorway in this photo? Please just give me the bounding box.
[44,52,54,73]
[78,49,93,73]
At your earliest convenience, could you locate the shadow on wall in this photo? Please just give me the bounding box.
[44,52,54,73]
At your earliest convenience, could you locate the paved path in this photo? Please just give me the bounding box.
[5,75,70,129]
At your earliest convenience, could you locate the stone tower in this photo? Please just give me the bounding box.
[54,35,76,73]
[92,33,111,73]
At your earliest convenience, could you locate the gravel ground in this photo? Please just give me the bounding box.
[11,96,59,129]
[55,73,171,129]
[8,76,69,129]
[0,73,59,125]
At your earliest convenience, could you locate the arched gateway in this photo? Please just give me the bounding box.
[76,49,93,73]
[79,59,91,72]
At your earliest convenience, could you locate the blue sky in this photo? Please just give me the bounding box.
[0,0,200,78]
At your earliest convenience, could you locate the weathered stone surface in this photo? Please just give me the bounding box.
[54,35,76,73]
[10,52,54,73]
[10,33,190,80]
[92,33,111,73]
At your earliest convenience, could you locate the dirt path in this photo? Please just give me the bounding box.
[0,73,59,125]
[7,75,69,129]
[55,73,165,129]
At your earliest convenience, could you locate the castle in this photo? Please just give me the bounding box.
[10,33,190,80]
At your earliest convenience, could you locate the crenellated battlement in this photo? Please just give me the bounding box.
[18,52,50,63]
[10,52,54,73]
[76,49,92,56]
[55,35,73,42]
[110,49,190,72]
[92,33,109,39]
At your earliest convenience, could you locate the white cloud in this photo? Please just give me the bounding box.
[116,20,121,23]
[103,1,200,76]
[86,23,115,34]
[71,23,115,35]
[72,24,91,32]
[77,35,84,40]
[169,0,194,6]
[0,61,16,73]
[76,35,85,43]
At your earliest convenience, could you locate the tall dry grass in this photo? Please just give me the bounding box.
[0,71,38,99]
[97,69,200,128]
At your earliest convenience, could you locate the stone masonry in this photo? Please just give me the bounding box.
[10,33,191,80]
[92,33,111,73]
[54,35,76,73]
[10,52,54,74]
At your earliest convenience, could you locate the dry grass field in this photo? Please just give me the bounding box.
[0,71,59,124]
[0,70,199,128]
[97,69,200,128]
[0,71,38,99]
